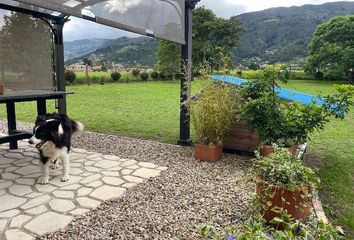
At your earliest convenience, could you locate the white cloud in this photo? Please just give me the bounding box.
[198,0,354,18]
[63,0,354,41]
[63,17,137,41]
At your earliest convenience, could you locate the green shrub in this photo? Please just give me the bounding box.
[241,70,264,80]
[140,72,149,81]
[291,70,312,80]
[100,76,106,85]
[150,71,159,80]
[190,82,241,146]
[132,69,140,79]
[65,70,76,84]
[111,72,121,82]
[159,72,167,80]
[200,214,342,240]
[253,149,319,191]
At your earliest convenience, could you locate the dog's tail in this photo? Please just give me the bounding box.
[71,120,84,133]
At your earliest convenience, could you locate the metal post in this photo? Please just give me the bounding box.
[178,0,199,146]
[53,18,67,114]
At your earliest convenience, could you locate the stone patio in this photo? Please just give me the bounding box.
[0,141,167,240]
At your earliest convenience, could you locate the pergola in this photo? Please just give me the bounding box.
[0,0,199,145]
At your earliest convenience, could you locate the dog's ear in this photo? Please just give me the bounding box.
[46,120,64,135]
[35,115,46,124]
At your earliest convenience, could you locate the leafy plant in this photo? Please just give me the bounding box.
[111,72,121,82]
[241,67,354,146]
[65,70,76,84]
[150,71,159,80]
[132,69,140,79]
[189,82,241,146]
[200,212,342,240]
[140,72,149,81]
[253,149,320,191]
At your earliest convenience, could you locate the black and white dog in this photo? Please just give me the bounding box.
[28,113,83,184]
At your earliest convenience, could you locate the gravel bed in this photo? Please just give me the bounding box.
[0,119,254,240]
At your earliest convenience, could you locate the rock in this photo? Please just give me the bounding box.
[21,195,51,210]
[132,168,161,179]
[102,177,125,186]
[24,211,73,235]
[10,215,32,228]
[0,195,27,212]
[49,199,76,212]
[89,186,126,201]
[9,184,33,196]
[77,197,101,209]
[5,229,34,240]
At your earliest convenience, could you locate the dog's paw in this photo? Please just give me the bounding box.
[61,175,70,182]
[37,176,49,185]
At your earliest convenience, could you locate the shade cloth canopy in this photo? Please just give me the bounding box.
[1,0,186,44]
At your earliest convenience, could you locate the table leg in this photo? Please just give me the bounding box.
[37,99,47,116]
[6,101,18,149]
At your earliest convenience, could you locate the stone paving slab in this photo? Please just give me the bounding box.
[0,141,166,240]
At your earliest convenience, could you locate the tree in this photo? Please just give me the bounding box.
[156,40,181,80]
[155,7,243,75]
[82,58,93,84]
[0,12,52,89]
[192,7,243,71]
[305,15,354,81]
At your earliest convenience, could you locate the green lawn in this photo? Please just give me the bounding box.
[0,79,352,236]
[0,80,204,143]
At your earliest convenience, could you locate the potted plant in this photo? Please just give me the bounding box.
[252,149,320,223]
[242,66,354,156]
[190,82,240,161]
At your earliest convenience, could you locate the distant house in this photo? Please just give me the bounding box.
[112,63,125,72]
[66,64,92,72]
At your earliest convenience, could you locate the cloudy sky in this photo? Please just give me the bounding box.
[63,0,354,41]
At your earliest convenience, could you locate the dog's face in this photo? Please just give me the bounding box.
[28,118,64,149]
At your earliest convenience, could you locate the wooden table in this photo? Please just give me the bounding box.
[0,90,71,149]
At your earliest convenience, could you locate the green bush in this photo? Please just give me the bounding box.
[111,72,121,82]
[65,70,76,84]
[150,71,159,80]
[253,149,319,191]
[159,72,167,80]
[291,70,312,80]
[132,69,140,79]
[100,76,106,85]
[140,72,149,81]
[190,82,241,146]
[241,70,264,80]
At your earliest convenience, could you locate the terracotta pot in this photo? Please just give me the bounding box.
[261,145,297,157]
[256,179,311,224]
[195,144,223,162]
[0,84,3,95]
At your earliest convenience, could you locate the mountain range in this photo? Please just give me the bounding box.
[64,37,158,67]
[232,1,354,64]
[64,1,354,67]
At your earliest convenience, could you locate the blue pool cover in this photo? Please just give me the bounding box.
[212,75,325,106]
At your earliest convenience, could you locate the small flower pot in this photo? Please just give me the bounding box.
[261,145,297,157]
[0,84,3,95]
[195,144,223,162]
[256,179,311,224]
